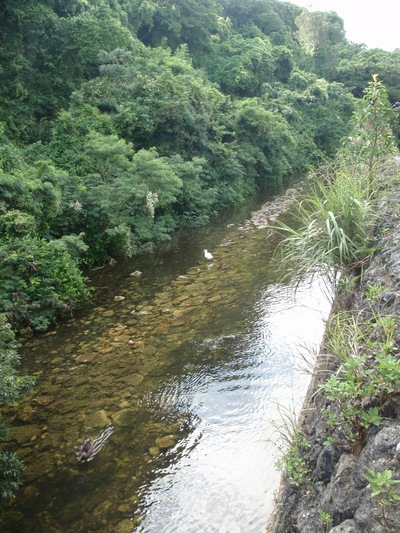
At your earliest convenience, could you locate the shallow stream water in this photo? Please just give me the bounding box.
[3,189,332,532]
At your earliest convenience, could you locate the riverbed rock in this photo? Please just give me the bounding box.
[75,352,97,364]
[149,446,160,456]
[85,410,111,429]
[8,424,43,445]
[119,373,144,386]
[155,435,177,450]
[112,408,137,426]
[115,519,136,533]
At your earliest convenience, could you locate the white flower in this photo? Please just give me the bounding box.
[146,191,159,218]
[69,200,83,212]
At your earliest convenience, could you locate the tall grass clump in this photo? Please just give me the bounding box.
[272,75,398,289]
[274,165,377,286]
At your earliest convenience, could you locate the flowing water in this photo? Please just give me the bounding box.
[2,189,332,533]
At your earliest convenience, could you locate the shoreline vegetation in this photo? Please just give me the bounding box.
[268,77,400,531]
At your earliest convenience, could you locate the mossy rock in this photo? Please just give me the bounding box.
[149,446,160,456]
[120,373,144,386]
[115,519,136,533]
[155,435,177,450]
[111,408,138,427]
[75,352,97,364]
[85,410,111,429]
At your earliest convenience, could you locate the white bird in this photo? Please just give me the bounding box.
[204,249,213,260]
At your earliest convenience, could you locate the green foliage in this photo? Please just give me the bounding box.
[364,284,385,302]
[275,430,311,487]
[271,401,311,487]
[273,76,397,287]
[273,165,377,286]
[365,468,400,506]
[120,0,221,53]
[0,236,92,332]
[205,34,275,96]
[320,311,400,447]
[229,97,295,186]
[0,316,34,404]
[0,315,34,514]
[365,468,400,526]
[296,9,346,78]
[342,74,397,174]
[0,451,24,506]
[318,508,332,533]
[336,48,400,101]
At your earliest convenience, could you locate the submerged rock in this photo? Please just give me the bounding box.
[85,410,111,429]
[155,435,177,450]
[112,408,138,426]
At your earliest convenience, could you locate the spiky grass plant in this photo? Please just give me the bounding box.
[324,311,365,364]
[273,162,379,288]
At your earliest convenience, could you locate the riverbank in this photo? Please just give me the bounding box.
[268,157,400,532]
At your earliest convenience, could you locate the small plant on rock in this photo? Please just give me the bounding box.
[271,402,312,487]
[319,307,400,451]
[364,283,384,302]
[364,468,400,526]
[318,508,332,533]
[275,430,311,487]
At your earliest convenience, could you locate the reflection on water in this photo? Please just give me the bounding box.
[2,189,332,532]
[136,277,331,533]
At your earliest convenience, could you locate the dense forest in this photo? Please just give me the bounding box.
[1,0,400,333]
[0,0,399,515]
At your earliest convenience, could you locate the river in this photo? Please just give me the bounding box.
[2,188,332,532]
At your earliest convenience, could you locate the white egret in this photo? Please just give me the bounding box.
[203,249,213,260]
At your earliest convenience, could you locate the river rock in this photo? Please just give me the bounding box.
[75,352,97,364]
[112,408,137,426]
[149,446,160,456]
[8,424,43,444]
[120,373,144,386]
[85,410,111,428]
[155,435,177,450]
[115,519,136,533]
[18,405,36,423]
[33,395,55,406]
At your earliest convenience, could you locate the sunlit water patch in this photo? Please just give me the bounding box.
[135,276,331,533]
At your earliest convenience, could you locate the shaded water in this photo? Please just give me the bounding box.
[3,190,332,532]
